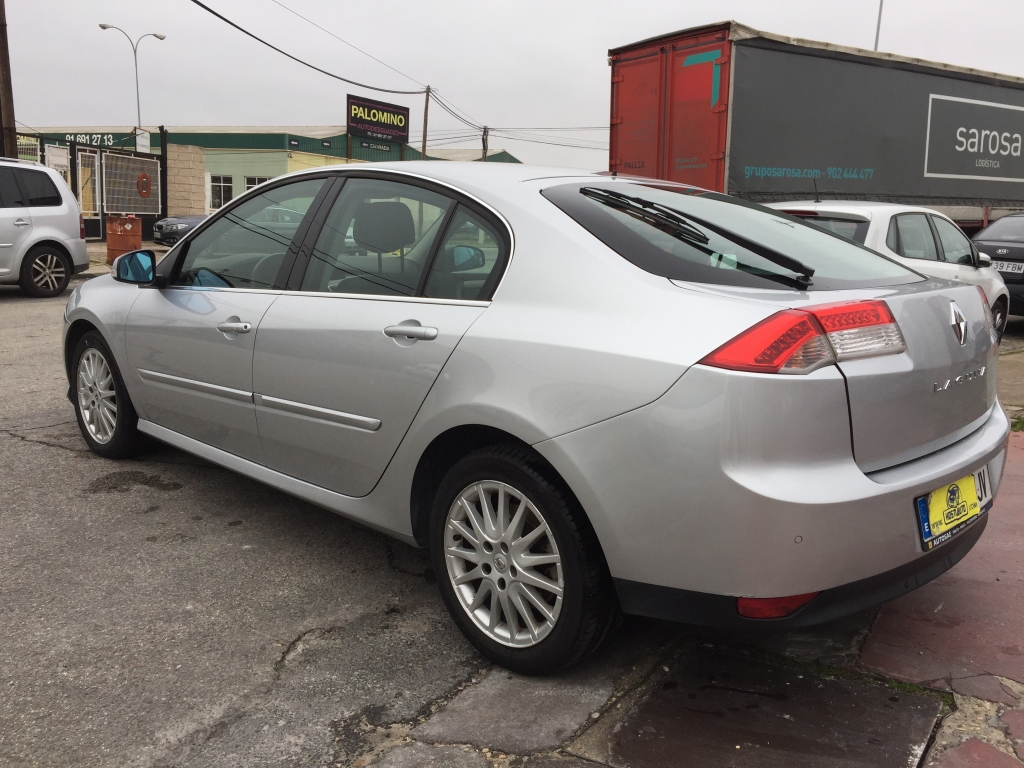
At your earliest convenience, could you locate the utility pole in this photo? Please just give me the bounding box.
[421,85,430,159]
[873,0,884,51]
[0,0,18,159]
[481,126,489,162]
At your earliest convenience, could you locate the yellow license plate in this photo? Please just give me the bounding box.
[915,466,992,550]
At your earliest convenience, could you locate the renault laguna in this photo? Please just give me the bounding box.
[63,163,1009,674]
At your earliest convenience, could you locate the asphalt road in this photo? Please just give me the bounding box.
[2,283,1022,768]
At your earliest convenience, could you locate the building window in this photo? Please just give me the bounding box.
[245,176,271,191]
[211,175,233,209]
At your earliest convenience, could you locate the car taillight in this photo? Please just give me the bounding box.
[737,592,819,619]
[976,286,993,330]
[79,214,85,240]
[808,300,906,361]
[699,310,835,374]
[700,300,905,375]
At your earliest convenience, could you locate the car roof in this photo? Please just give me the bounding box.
[766,200,946,216]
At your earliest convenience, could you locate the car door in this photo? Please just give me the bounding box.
[0,166,33,279]
[124,177,330,462]
[252,175,509,497]
[931,214,980,283]
[886,212,961,283]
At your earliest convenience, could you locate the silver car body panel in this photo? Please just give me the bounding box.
[64,162,1011,605]
[124,286,280,464]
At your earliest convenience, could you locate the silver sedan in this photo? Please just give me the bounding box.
[63,163,1009,673]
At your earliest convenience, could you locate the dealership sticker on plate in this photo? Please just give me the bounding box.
[916,466,993,550]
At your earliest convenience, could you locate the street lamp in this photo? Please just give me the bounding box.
[98,24,166,130]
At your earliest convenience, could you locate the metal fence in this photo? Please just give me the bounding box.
[101,152,162,215]
[17,135,40,162]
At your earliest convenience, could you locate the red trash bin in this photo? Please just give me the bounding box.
[106,216,143,265]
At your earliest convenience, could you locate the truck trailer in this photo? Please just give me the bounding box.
[608,21,1024,228]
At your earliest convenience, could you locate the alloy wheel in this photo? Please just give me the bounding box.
[993,304,1007,341]
[444,481,564,647]
[77,349,117,444]
[31,251,66,293]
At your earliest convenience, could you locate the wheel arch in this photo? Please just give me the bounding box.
[64,318,100,380]
[409,423,595,550]
[23,238,73,267]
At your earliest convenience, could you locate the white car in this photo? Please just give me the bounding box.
[767,202,1010,338]
[0,158,88,297]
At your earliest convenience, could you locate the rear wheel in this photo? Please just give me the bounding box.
[72,331,147,459]
[430,444,618,675]
[19,245,72,297]
[993,298,1008,343]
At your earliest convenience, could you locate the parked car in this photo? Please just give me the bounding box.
[153,214,206,245]
[64,164,1008,673]
[766,202,1010,340]
[973,213,1024,318]
[0,158,87,297]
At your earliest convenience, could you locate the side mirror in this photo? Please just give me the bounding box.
[977,252,992,267]
[450,245,486,271]
[112,249,156,284]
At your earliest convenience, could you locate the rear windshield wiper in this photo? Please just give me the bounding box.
[580,187,710,246]
[580,186,815,286]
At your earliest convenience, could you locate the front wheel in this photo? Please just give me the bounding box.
[20,245,72,298]
[72,331,147,459]
[430,444,618,675]
[992,298,1008,343]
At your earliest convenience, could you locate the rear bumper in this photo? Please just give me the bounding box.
[537,363,1010,600]
[614,512,987,628]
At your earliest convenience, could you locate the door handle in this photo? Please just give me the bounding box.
[384,324,438,341]
[216,321,252,334]
[14,219,29,226]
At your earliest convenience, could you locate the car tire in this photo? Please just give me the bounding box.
[19,245,72,298]
[430,443,618,675]
[71,331,148,459]
[993,298,1008,343]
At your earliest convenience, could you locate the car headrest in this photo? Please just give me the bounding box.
[352,201,416,253]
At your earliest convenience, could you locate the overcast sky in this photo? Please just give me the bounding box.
[10,0,1024,169]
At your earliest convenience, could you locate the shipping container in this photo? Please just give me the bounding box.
[608,22,1024,223]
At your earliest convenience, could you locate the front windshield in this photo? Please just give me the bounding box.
[542,183,919,291]
[976,216,1024,242]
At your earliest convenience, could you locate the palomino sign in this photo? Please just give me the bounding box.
[346,95,410,144]
[925,94,1024,182]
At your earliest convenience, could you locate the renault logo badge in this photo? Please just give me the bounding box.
[949,301,967,346]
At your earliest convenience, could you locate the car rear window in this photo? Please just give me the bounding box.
[976,216,1024,242]
[15,169,62,206]
[542,183,918,291]
[795,216,869,244]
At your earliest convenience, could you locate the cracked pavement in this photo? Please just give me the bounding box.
[2,286,1023,767]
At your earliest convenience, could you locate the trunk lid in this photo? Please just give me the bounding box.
[674,279,998,471]
[838,282,997,471]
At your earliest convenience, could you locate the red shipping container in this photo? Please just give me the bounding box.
[609,24,731,191]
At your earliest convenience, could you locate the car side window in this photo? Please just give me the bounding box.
[885,218,899,252]
[174,178,325,289]
[14,169,62,207]
[301,178,452,296]
[932,216,974,265]
[0,167,26,207]
[894,214,939,260]
[424,206,507,301]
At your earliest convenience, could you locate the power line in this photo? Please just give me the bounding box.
[268,0,426,88]
[187,0,425,95]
